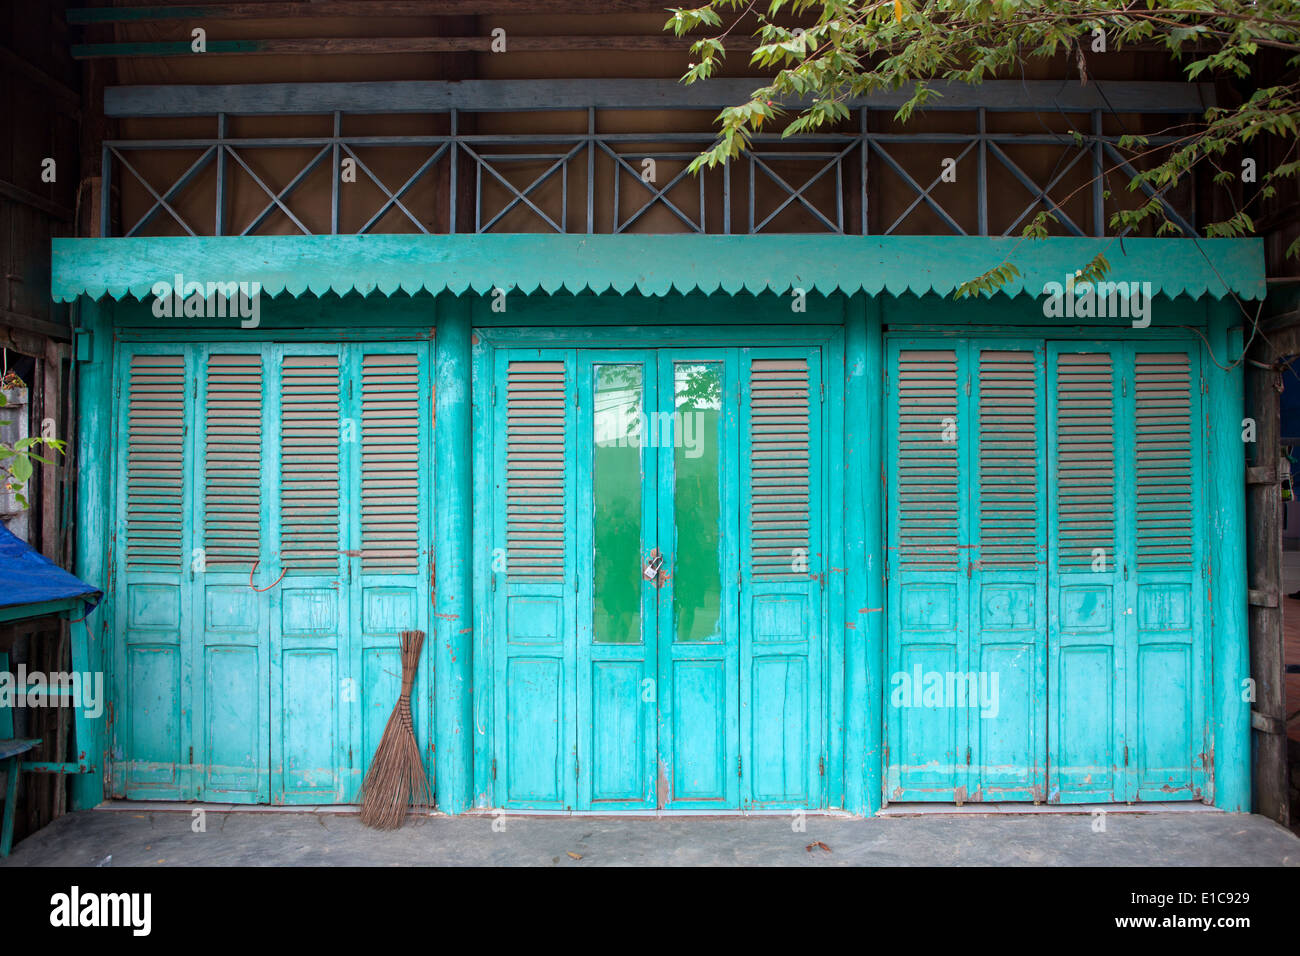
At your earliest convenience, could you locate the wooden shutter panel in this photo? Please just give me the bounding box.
[280,355,340,574]
[203,354,261,569]
[976,349,1039,569]
[1054,353,1116,571]
[506,361,566,580]
[361,353,420,574]
[896,348,960,571]
[125,353,186,571]
[749,358,811,579]
[1134,352,1194,570]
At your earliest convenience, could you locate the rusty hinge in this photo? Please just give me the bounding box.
[348,748,353,766]
[737,756,743,778]
[819,381,824,403]
[491,384,497,406]
[965,746,971,766]
[1123,744,1129,766]
[575,758,580,779]
[491,572,496,592]
[188,745,194,764]
[818,756,825,777]
[491,757,497,780]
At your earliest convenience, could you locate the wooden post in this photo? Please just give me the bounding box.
[70,297,113,809]
[433,293,474,813]
[1246,328,1290,825]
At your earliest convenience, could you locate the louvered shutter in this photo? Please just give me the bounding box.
[970,346,1046,802]
[895,349,961,571]
[203,354,262,569]
[125,353,187,571]
[1133,352,1194,570]
[1127,347,1203,801]
[886,343,967,801]
[506,361,567,580]
[1047,346,1125,803]
[280,354,341,574]
[495,354,575,809]
[749,358,811,579]
[360,353,420,573]
[975,349,1039,570]
[1053,353,1116,571]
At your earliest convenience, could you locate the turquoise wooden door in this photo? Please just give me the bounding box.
[1046,341,1207,803]
[737,349,824,808]
[113,341,433,804]
[885,338,1047,803]
[886,336,1207,805]
[491,345,825,811]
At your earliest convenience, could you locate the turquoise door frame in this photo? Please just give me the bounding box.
[474,322,844,811]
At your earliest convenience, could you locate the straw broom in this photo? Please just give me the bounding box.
[359,629,432,829]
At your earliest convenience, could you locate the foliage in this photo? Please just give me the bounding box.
[667,1,1300,294]
[0,388,66,511]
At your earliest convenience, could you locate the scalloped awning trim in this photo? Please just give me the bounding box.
[51,234,1265,303]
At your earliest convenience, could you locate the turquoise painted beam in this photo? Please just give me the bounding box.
[434,294,474,814]
[51,235,1266,304]
[0,599,78,623]
[1208,304,1251,811]
[70,298,113,810]
[861,298,885,814]
[842,297,869,815]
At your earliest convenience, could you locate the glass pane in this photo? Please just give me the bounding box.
[673,362,723,643]
[593,364,644,644]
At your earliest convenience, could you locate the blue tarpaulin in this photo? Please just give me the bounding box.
[0,522,101,617]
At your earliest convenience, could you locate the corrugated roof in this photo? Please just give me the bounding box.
[51,234,1266,302]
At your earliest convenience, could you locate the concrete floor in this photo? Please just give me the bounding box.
[2,807,1297,866]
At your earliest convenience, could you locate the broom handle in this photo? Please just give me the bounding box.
[396,629,424,733]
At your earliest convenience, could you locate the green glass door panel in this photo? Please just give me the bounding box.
[672,363,724,645]
[579,353,658,809]
[656,351,739,808]
[592,363,647,646]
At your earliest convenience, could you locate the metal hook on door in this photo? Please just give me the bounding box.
[249,558,287,592]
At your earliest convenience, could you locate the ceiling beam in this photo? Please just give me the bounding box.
[72,35,732,58]
[104,78,1218,117]
[68,1,678,23]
